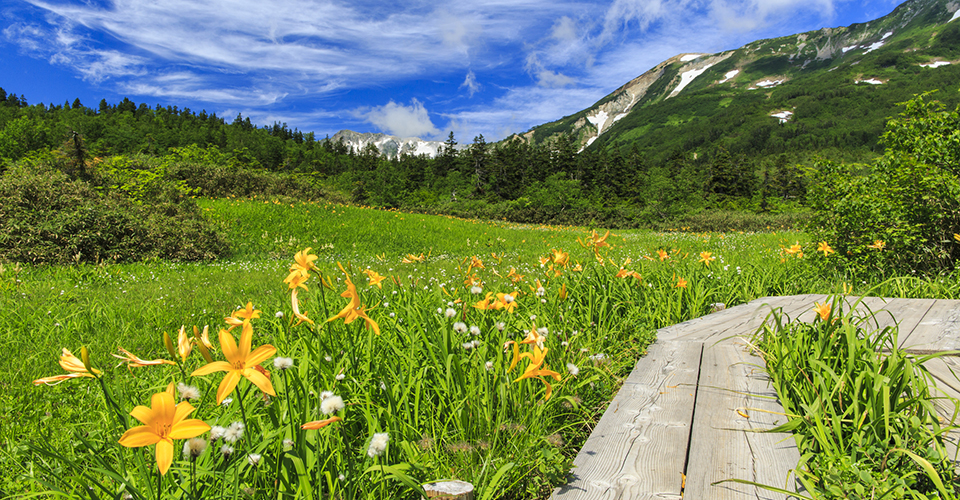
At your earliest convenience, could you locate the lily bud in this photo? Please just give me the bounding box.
[163,332,176,359]
[80,346,93,374]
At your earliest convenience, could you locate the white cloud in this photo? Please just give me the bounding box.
[460,70,481,97]
[359,99,439,138]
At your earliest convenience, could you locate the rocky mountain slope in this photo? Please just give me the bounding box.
[522,0,960,153]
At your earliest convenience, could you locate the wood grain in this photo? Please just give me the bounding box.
[552,341,701,500]
[683,342,801,500]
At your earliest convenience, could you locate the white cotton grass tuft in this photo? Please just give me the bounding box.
[177,382,200,401]
[220,444,234,456]
[469,325,481,336]
[470,286,483,294]
[321,395,345,415]
[183,437,207,459]
[275,311,284,318]
[445,308,457,318]
[209,425,226,441]
[248,453,262,466]
[320,390,334,400]
[453,322,468,334]
[496,322,506,332]
[224,421,245,443]
[273,357,294,370]
[566,363,580,376]
[485,361,494,371]
[367,432,390,457]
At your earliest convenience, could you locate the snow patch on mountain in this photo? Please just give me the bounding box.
[951,8,960,22]
[921,61,952,68]
[680,53,705,62]
[719,70,739,83]
[771,110,793,123]
[587,110,610,135]
[863,41,885,54]
[856,78,884,85]
[329,130,444,158]
[670,64,715,97]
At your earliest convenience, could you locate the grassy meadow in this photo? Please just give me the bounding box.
[1,198,959,499]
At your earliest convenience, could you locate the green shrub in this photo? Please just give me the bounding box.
[807,92,960,275]
[0,161,229,263]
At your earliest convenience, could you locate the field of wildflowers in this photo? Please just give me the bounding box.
[1,198,958,499]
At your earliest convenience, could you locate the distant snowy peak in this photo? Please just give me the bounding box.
[328,130,444,158]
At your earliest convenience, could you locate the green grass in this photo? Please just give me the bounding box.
[1,198,958,499]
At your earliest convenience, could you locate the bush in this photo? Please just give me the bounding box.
[807,91,960,274]
[0,161,229,263]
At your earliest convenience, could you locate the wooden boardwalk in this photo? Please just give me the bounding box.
[551,294,960,500]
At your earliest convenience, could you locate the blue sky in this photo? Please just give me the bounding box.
[2,0,902,142]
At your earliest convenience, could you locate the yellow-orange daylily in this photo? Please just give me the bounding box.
[494,292,518,313]
[225,302,261,331]
[474,292,495,310]
[113,347,176,368]
[192,326,215,363]
[698,251,715,266]
[813,302,831,322]
[817,241,835,257]
[467,256,485,273]
[538,255,550,266]
[657,249,669,261]
[327,263,380,335]
[955,233,960,243]
[190,322,277,404]
[402,253,425,263]
[285,248,318,284]
[507,267,525,283]
[291,288,314,326]
[520,324,546,349]
[867,240,885,250]
[118,383,211,475]
[615,268,641,280]
[176,326,193,363]
[33,348,103,385]
[301,415,342,430]
[363,269,386,289]
[513,346,562,401]
[675,277,688,289]
[552,249,570,267]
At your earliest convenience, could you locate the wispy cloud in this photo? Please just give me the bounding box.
[460,70,481,97]
[4,0,871,141]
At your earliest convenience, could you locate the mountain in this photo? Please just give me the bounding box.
[521,0,960,161]
[327,130,445,158]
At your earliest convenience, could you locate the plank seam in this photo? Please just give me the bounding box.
[680,342,705,492]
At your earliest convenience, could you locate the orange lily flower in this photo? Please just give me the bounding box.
[402,253,425,263]
[813,302,831,322]
[118,383,211,475]
[817,241,835,257]
[327,263,380,335]
[514,346,562,401]
[190,322,277,404]
[552,249,569,267]
[657,249,669,261]
[285,248,318,284]
[301,416,342,430]
[675,277,688,289]
[363,269,386,289]
[867,240,885,250]
[113,347,176,368]
[33,348,102,385]
[698,251,715,266]
[291,288,314,325]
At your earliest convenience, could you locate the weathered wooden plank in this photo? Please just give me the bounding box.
[552,341,702,500]
[684,342,801,500]
[900,300,960,351]
[918,355,960,463]
[660,295,825,343]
